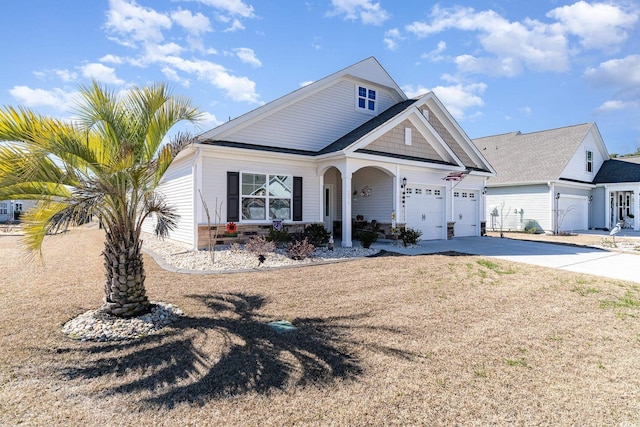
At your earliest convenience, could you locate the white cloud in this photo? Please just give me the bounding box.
[9,86,79,111]
[421,41,447,62]
[171,9,212,36]
[234,47,262,67]
[584,54,640,89]
[161,67,190,87]
[80,63,125,85]
[186,0,255,18]
[403,81,487,119]
[547,1,638,50]
[383,28,402,51]
[406,6,569,76]
[197,111,223,129]
[105,0,172,46]
[99,54,124,64]
[100,0,260,104]
[594,100,638,113]
[223,18,245,32]
[161,56,260,103]
[299,80,315,87]
[328,0,390,25]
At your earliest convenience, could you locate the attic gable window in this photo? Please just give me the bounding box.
[586,150,593,172]
[356,85,377,114]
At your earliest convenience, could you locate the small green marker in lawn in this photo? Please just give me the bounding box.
[268,320,297,333]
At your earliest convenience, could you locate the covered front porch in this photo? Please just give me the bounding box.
[607,188,638,230]
[320,161,403,247]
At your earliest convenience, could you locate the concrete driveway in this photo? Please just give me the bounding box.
[373,236,640,284]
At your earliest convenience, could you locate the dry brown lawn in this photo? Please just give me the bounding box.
[1,228,640,426]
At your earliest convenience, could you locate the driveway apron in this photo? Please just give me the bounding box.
[374,236,640,284]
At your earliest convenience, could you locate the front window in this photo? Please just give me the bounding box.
[0,202,6,215]
[586,150,593,172]
[241,173,292,220]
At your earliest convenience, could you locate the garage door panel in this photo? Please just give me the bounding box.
[454,190,478,237]
[405,186,444,240]
[558,197,587,232]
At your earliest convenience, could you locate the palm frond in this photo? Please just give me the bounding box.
[140,191,179,239]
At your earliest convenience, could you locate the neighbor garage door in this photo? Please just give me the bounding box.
[557,195,588,232]
[453,190,479,237]
[405,185,445,240]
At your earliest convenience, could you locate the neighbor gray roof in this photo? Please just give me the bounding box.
[472,123,593,185]
[593,159,640,183]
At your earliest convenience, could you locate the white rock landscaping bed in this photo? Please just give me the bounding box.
[141,233,380,272]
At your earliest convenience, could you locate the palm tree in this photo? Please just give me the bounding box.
[0,82,202,317]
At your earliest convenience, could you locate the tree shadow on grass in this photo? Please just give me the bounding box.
[58,292,370,407]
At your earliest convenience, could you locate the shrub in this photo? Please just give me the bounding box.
[360,230,378,249]
[400,227,422,246]
[245,235,276,255]
[267,227,291,247]
[303,224,330,247]
[287,238,315,260]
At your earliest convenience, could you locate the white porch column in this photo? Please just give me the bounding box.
[341,173,353,247]
[604,185,611,229]
[318,173,325,223]
[394,166,401,222]
[635,188,639,231]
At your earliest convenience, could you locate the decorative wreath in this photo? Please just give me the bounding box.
[225,222,237,234]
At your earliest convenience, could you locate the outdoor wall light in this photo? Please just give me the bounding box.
[556,192,560,199]
[482,186,487,195]
[401,177,407,188]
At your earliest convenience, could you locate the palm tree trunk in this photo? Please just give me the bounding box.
[102,230,150,317]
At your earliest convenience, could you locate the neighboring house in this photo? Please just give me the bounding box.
[473,123,640,233]
[0,199,33,222]
[146,57,495,249]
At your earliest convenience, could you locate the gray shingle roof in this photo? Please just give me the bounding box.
[593,159,640,183]
[472,123,593,185]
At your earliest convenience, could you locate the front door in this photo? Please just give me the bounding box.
[323,184,333,234]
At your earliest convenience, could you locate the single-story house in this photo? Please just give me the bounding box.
[473,123,640,233]
[146,57,495,249]
[0,199,33,222]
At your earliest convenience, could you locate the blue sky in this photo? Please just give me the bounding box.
[1,0,638,155]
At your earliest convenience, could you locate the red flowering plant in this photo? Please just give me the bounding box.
[225,222,238,236]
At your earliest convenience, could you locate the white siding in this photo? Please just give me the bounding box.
[143,156,194,245]
[199,151,321,225]
[486,185,551,232]
[351,167,394,222]
[561,129,607,183]
[223,80,397,152]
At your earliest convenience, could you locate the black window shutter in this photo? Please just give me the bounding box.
[293,176,303,221]
[227,171,240,222]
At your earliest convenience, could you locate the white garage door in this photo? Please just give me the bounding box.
[453,190,479,237]
[558,196,588,232]
[405,185,445,240]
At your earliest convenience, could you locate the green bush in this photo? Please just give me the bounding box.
[267,227,291,247]
[360,230,378,249]
[400,227,422,246]
[303,224,330,247]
